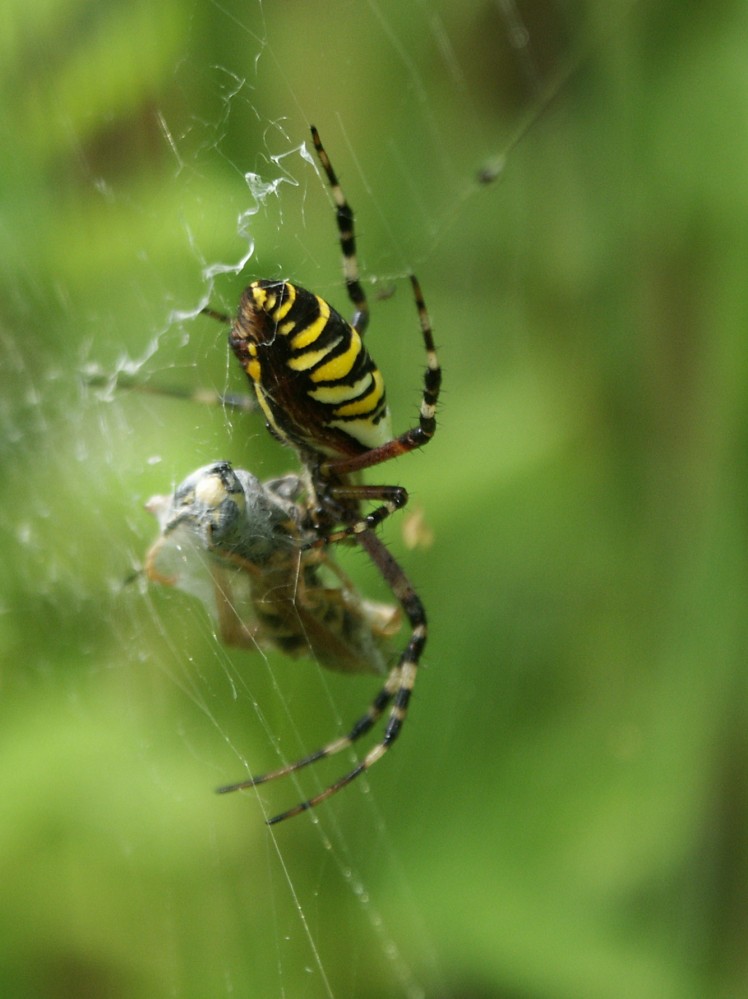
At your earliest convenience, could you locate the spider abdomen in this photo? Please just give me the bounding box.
[229,279,391,458]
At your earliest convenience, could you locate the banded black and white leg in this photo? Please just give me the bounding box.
[311,125,369,334]
[311,274,442,546]
[216,529,427,825]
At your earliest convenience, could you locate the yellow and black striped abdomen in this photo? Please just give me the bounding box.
[229,280,392,458]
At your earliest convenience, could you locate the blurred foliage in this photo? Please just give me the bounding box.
[2,0,748,997]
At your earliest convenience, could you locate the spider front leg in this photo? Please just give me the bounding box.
[304,482,410,547]
[216,665,401,798]
[217,528,426,825]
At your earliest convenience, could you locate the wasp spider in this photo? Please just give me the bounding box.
[204,127,441,823]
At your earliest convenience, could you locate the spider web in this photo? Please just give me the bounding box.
[4,1,746,997]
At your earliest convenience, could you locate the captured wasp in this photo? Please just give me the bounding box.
[145,461,400,678]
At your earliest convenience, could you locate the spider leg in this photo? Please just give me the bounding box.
[219,529,426,825]
[200,306,232,324]
[300,274,439,545]
[215,664,400,794]
[322,275,441,477]
[302,483,409,548]
[311,125,369,335]
[85,365,257,414]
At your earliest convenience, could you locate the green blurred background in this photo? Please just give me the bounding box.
[2,0,747,996]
